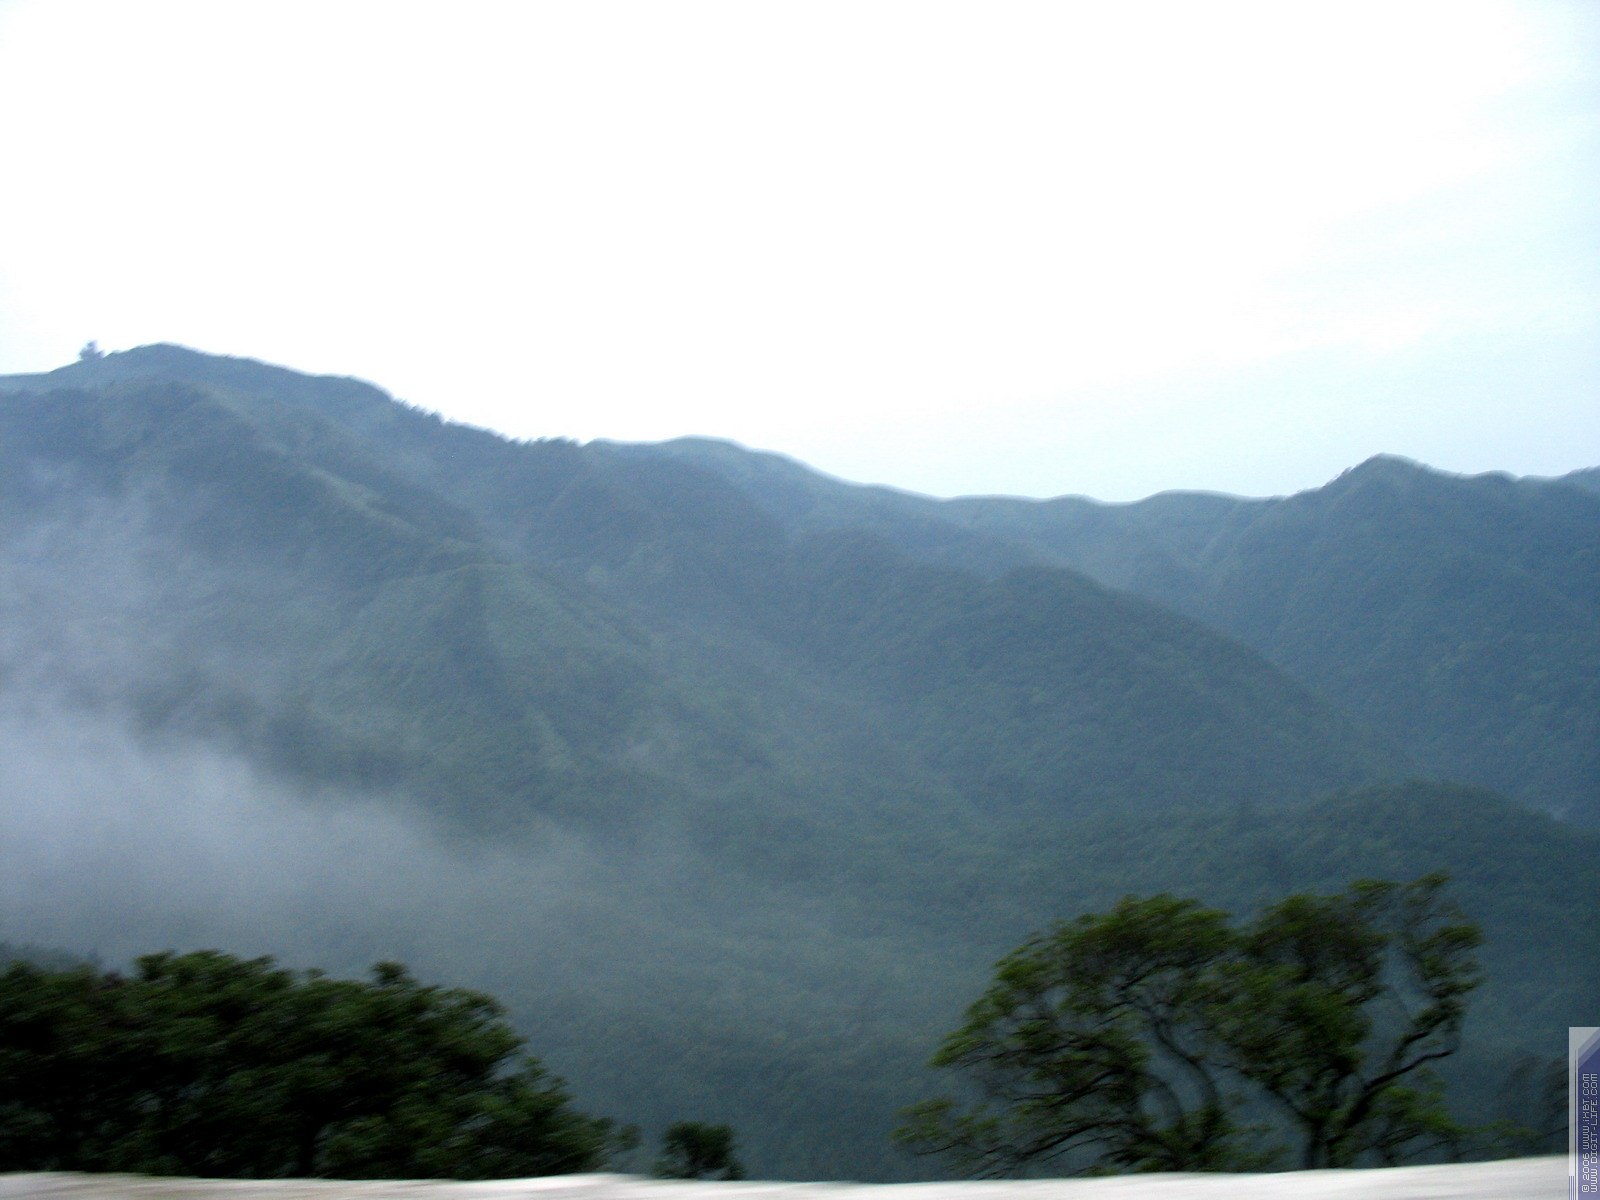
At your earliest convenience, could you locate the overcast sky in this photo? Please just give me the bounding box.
[0,1,1595,500]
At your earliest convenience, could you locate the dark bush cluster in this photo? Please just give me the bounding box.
[0,951,621,1179]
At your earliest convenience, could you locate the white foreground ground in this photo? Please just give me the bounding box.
[0,1158,1564,1200]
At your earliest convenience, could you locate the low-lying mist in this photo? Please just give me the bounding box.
[0,690,962,1178]
[0,698,602,973]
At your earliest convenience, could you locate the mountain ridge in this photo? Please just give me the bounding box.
[613,427,1599,822]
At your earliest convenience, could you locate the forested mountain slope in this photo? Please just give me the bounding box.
[626,438,1600,823]
[1560,465,1600,494]
[0,346,1591,1179]
[0,346,1406,831]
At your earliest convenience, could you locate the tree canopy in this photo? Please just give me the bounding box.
[655,1121,745,1180]
[0,951,623,1179]
[897,874,1482,1176]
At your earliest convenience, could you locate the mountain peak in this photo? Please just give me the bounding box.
[1,343,394,408]
[1340,453,1429,482]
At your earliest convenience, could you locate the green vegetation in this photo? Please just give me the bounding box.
[655,1121,745,1180]
[647,439,1600,825]
[0,952,621,1178]
[0,346,1593,1179]
[899,876,1481,1175]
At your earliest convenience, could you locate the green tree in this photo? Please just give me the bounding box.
[0,951,622,1179]
[1210,874,1481,1167]
[655,1121,745,1180]
[896,895,1257,1176]
[897,875,1481,1176]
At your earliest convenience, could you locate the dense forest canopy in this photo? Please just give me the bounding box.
[0,953,621,1178]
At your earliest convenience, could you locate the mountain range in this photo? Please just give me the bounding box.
[0,345,1594,1179]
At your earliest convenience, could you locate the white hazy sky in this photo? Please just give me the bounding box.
[0,1,1595,500]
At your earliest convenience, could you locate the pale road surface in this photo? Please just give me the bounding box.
[0,1158,1565,1200]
